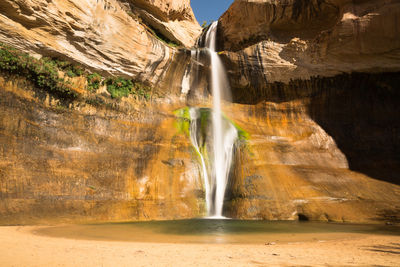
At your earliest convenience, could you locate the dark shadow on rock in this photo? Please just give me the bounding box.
[298,214,309,221]
[364,243,400,255]
[228,72,400,185]
[308,72,400,185]
[374,209,400,223]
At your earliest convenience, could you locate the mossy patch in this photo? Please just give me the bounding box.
[174,107,191,136]
[174,107,250,141]
[227,119,250,141]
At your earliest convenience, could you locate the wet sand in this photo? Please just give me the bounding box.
[0,225,399,266]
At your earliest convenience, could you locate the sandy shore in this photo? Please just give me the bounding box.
[0,226,399,266]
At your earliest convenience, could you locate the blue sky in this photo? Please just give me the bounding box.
[191,0,234,25]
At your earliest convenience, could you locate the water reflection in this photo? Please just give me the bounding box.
[36,219,400,244]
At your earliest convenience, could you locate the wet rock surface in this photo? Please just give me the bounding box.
[0,75,204,224]
[223,73,400,221]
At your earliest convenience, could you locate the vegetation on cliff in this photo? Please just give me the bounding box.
[105,77,152,99]
[0,43,155,101]
[0,43,79,100]
[147,25,180,48]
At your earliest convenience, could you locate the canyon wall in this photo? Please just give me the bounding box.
[0,0,203,224]
[225,72,400,221]
[1,69,399,224]
[218,0,400,84]
[0,0,399,224]
[0,74,204,224]
[212,0,400,221]
[0,0,200,85]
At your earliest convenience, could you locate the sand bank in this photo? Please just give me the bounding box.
[0,226,399,266]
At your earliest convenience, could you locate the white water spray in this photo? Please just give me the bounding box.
[181,50,196,95]
[206,22,237,218]
[181,22,238,218]
[189,108,212,213]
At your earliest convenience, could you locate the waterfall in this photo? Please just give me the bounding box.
[189,108,212,213]
[181,50,196,95]
[182,21,238,218]
[206,22,237,218]
[187,107,238,218]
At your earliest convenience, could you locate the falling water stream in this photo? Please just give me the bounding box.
[207,22,238,218]
[183,22,238,218]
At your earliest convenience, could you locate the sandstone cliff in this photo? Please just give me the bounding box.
[218,0,400,83]
[0,0,400,224]
[127,0,202,47]
[209,0,400,221]
[0,73,204,224]
[0,0,200,86]
[1,68,399,224]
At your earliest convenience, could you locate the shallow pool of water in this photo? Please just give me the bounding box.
[35,219,400,244]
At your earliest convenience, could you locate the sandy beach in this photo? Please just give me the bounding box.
[0,226,398,266]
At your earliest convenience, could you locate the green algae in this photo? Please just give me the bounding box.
[174,107,250,141]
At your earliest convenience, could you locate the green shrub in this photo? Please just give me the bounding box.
[104,77,154,100]
[87,73,102,91]
[105,77,133,98]
[54,59,84,77]
[0,43,78,99]
[133,82,152,100]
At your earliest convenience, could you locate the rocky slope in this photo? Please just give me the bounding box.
[0,0,200,86]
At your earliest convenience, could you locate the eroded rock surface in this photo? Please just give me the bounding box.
[214,0,400,219]
[224,72,400,221]
[127,0,202,47]
[218,0,400,83]
[0,0,200,85]
[0,74,204,224]
[1,70,400,224]
[0,0,399,224]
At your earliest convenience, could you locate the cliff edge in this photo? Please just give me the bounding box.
[218,0,400,84]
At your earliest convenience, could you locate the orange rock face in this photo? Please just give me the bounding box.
[225,79,400,221]
[0,75,205,224]
[1,70,400,224]
[0,0,399,224]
